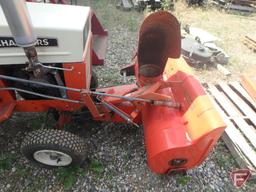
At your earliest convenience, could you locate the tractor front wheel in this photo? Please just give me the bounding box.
[20,129,87,168]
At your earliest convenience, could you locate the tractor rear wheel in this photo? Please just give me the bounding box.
[20,129,87,168]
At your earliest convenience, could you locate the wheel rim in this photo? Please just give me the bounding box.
[33,150,72,166]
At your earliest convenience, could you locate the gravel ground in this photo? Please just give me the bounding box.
[1,113,254,192]
[0,0,256,191]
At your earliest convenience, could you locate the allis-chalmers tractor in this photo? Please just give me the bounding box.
[0,0,226,174]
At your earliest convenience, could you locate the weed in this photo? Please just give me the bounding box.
[178,175,192,186]
[217,155,227,168]
[55,165,86,190]
[157,173,166,180]
[29,115,45,130]
[0,152,16,172]
[15,164,31,177]
[246,179,256,188]
[127,16,137,32]
[23,176,45,192]
[106,171,114,180]
[89,159,104,174]
[123,152,129,161]
[216,141,235,168]
[217,154,234,168]
[161,0,174,11]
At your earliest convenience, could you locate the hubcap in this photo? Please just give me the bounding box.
[33,150,72,166]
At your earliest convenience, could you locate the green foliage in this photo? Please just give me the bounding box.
[23,177,45,192]
[89,159,104,174]
[217,154,235,168]
[157,173,166,180]
[15,164,31,177]
[55,165,86,190]
[127,16,137,32]
[216,141,235,168]
[161,0,171,11]
[0,152,16,171]
[246,179,256,188]
[29,115,45,130]
[106,171,114,180]
[178,175,192,186]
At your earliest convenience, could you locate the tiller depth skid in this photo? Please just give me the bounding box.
[0,1,226,174]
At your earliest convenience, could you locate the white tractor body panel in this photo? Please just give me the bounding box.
[0,2,90,65]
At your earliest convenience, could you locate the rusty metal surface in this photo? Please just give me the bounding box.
[138,11,181,77]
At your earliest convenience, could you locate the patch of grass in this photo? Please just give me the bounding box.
[172,1,256,84]
[217,154,235,168]
[29,115,45,130]
[157,173,166,180]
[78,0,142,32]
[0,152,16,172]
[215,141,235,168]
[55,165,86,190]
[161,0,174,11]
[246,179,256,189]
[127,15,137,32]
[89,159,104,174]
[23,176,45,192]
[105,170,115,180]
[217,156,227,168]
[178,175,192,186]
[15,164,31,177]
[123,152,129,161]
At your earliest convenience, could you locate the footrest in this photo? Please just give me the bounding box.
[0,103,16,122]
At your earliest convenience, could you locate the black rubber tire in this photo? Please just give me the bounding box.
[20,129,87,168]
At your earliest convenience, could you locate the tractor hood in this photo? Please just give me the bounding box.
[0,2,91,65]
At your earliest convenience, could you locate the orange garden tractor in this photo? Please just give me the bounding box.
[0,0,226,174]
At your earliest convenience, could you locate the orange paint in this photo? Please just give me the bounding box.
[142,56,225,173]
[241,75,256,102]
